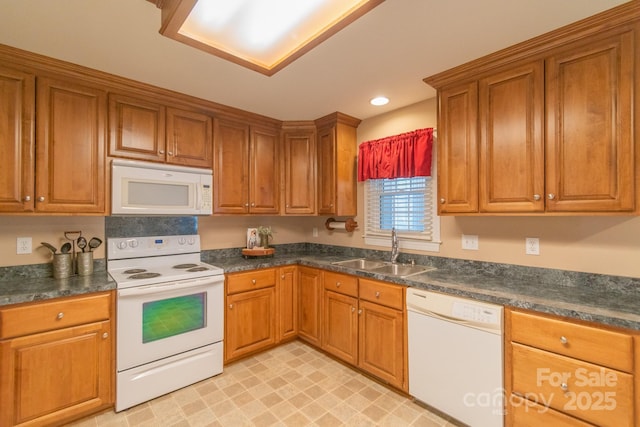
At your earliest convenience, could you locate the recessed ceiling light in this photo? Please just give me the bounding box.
[154,0,385,76]
[370,96,389,106]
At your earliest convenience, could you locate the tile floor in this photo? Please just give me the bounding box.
[71,340,458,427]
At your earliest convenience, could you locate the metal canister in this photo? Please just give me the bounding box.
[52,253,73,279]
[76,252,94,276]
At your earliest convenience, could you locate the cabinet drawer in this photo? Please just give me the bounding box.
[510,310,633,372]
[323,271,358,297]
[358,279,404,310]
[0,292,111,339]
[511,343,633,427]
[509,394,595,427]
[226,268,276,294]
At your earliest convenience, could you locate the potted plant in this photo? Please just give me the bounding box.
[257,226,272,248]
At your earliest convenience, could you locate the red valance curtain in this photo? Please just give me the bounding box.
[357,128,434,181]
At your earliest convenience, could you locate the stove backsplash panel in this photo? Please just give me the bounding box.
[105,216,197,238]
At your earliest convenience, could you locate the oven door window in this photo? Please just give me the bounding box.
[142,292,206,343]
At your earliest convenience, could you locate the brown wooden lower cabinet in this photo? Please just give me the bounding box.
[0,292,114,427]
[323,290,358,365]
[505,308,639,427]
[297,267,322,346]
[277,266,298,342]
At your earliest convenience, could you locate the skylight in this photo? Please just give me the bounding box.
[156,0,384,75]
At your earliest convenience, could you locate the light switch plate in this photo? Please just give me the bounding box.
[462,234,479,250]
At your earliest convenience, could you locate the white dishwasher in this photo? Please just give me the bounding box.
[407,288,504,427]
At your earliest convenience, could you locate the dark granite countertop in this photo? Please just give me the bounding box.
[2,245,639,332]
[204,249,640,332]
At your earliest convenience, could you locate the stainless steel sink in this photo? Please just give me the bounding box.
[370,263,436,278]
[331,258,389,270]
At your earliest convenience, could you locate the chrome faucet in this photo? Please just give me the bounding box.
[390,228,399,264]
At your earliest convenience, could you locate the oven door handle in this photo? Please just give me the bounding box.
[118,277,222,297]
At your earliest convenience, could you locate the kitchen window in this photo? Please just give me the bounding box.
[358,128,440,252]
[364,175,440,252]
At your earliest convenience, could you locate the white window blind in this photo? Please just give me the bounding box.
[364,176,440,252]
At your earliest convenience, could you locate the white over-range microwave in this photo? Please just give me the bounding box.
[111,159,213,215]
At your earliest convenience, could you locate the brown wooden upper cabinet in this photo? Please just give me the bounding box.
[426,13,638,216]
[315,112,361,216]
[0,66,35,213]
[213,117,280,214]
[36,76,107,214]
[282,124,316,215]
[109,93,212,168]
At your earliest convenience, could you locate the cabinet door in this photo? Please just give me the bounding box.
[545,30,634,213]
[297,267,322,346]
[358,300,406,390]
[322,290,358,365]
[0,321,112,427]
[283,130,316,214]
[225,287,276,362]
[479,61,544,213]
[167,107,212,168]
[213,118,249,213]
[35,77,106,213]
[108,93,165,163]
[277,266,297,342]
[438,81,479,214]
[250,126,280,214]
[317,125,336,215]
[0,66,34,212]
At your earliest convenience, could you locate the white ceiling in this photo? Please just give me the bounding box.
[0,0,629,121]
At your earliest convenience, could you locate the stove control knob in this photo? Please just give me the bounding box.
[187,237,196,245]
[178,237,186,245]
[117,241,127,250]
[129,239,139,248]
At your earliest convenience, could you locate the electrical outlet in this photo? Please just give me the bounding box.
[17,237,32,254]
[312,227,318,237]
[461,234,479,250]
[526,237,540,255]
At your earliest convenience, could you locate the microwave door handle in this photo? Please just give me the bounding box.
[196,184,202,210]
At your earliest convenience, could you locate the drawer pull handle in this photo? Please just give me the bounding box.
[375,291,380,298]
[252,279,256,285]
[560,382,569,392]
[56,312,64,320]
[560,336,568,345]
[336,282,341,287]
[102,332,109,339]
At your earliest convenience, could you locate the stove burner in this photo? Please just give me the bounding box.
[173,263,199,269]
[129,272,162,280]
[124,268,147,274]
[187,267,210,272]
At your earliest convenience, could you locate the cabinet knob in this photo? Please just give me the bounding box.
[375,291,380,298]
[251,202,255,207]
[56,312,64,320]
[533,194,541,201]
[168,151,173,156]
[102,332,109,339]
[548,193,556,200]
[336,282,341,288]
[560,336,568,345]
[358,309,362,315]
[24,195,31,202]
[159,150,165,154]
[38,196,45,202]
[351,306,355,313]
[281,275,285,279]
[245,203,249,207]
[229,304,233,309]
[560,382,569,392]
[440,198,446,204]
[252,279,256,284]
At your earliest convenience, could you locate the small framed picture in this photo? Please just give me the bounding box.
[247,228,258,249]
